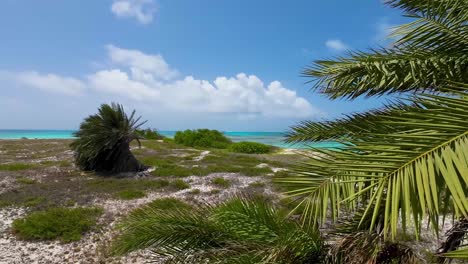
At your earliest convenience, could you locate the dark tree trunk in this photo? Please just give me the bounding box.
[437,217,468,263]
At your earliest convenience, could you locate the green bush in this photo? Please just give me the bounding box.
[212,177,231,188]
[147,198,192,210]
[171,179,190,190]
[12,207,102,242]
[174,129,232,149]
[116,190,146,200]
[16,177,37,185]
[0,163,37,171]
[136,128,165,140]
[228,141,273,154]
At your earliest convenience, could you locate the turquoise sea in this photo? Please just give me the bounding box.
[0,130,340,149]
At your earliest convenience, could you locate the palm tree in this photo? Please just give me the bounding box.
[112,197,325,264]
[277,0,468,260]
[70,103,148,174]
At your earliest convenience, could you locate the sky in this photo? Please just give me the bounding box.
[0,0,407,131]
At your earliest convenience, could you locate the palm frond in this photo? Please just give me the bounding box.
[304,51,468,99]
[112,196,324,263]
[441,247,468,259]
[326,231,420,264]
[70,103,147,173]
[304,0,468,99]
[285,102,412,143]
[277,88,468,239]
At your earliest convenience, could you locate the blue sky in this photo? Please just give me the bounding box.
[0,0,407,131]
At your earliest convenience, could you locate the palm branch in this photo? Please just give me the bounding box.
[303,0,468,99]
[111,197,324,264]
[277,87,468,240]
[70,103,147,174]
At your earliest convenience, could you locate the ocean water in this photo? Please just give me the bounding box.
[0,130,340,149]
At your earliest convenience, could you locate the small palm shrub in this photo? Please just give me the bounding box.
[112,197,324,263]
[70,103,147,174]
[174,129,232,149]
[12,207,102,242]
[228,141,273,154]
[136,128,165,140]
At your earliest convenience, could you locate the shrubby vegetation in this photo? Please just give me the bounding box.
[228,141,273,154]
[112,197,324,263]
[0,163,37,171]
[12,207,102,242]
[173,129,276,154]
[116,190,146,200]
[136,128,165,140]
[174,129,232,149]
[71,103,147,174]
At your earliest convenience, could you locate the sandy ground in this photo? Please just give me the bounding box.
[0,172,276,264]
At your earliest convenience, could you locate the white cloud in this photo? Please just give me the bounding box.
[4,46,321,119]
[2,71,86,96]
[111,0,156,24]
[88,69,160,101]
[106,44,178,80]
[325,39,349,52]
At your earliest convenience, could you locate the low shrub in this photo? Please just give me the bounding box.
[12,207,102,242]
[171,179,190,190]
[136,128,165,140]
[228,141,273,154]
[211,177,231,188]
[249,181,266,188]
[116,190,146,200]
[189,188,201,195]
[147,198,192,210]
[0,163,37,171]
[16,177,37,185]
[174,129,232,149]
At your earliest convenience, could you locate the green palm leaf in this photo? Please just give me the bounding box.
[277,88,468,239]
[112,197,324,264]
[303,0,468,99]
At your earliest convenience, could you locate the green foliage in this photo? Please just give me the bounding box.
[70,103,147,173]
[12,207,102,242]
[211,177,230,188]
[282,0,468,261]
[22,197,46,207]
[0,163,37,171]
[249,181,266,188]
[16,177,37,184]
[174,129,232,149]
[189,188,201,195]
[111,197,324,263]
[86,178,170,196]
[280,88,468,238]
[136,128,165,140]
[170,179,190,190]
[116,190,146,200]
[327,231,419,264]
[228,141,273,154]
[147,198,192,210]
[303,0,468,99]
[210,189,221,195]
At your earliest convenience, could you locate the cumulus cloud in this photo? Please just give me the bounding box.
[4,45,320,119]
[88,69,160,101]
[1,71,86,96]
[106,44,178,80]
[111,0,156,24]
[325,39,349,52]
